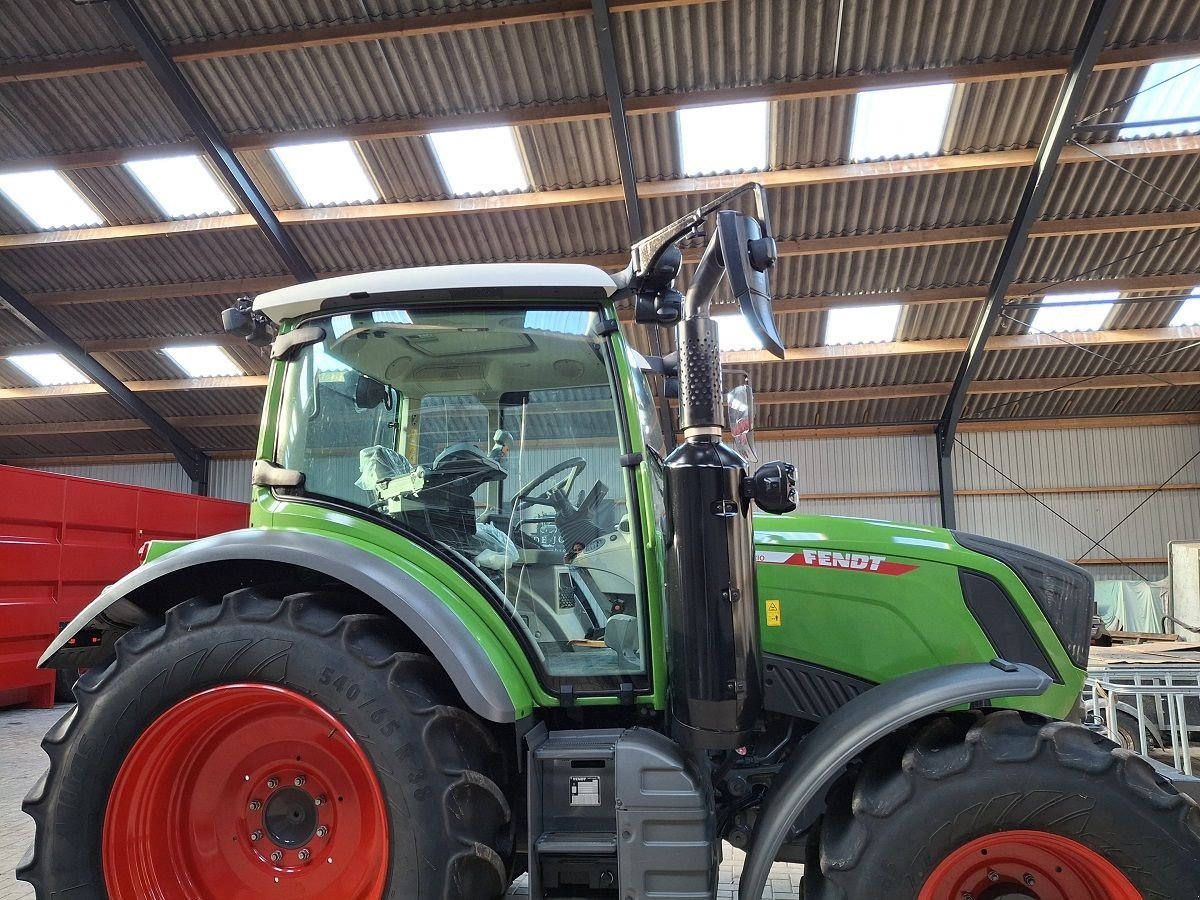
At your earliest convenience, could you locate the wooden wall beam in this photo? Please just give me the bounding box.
[3,34,1198,167]
[3,136,1199,250]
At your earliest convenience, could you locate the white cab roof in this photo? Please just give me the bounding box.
[254,263,619,323]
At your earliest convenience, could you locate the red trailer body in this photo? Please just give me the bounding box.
[0,465,248,709]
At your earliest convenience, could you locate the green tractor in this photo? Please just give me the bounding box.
[21,186,1200,899]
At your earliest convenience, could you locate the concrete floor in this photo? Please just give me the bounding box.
[0,704,803,899]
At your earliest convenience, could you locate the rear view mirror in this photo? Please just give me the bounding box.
[354,373,389,410]
[716,211,784,359]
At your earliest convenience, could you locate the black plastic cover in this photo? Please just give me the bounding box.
[715,212,784,358]
[953,530,1094,669]
[676,317,724,430]
[960,570,1061,682]
[761,655,874,721]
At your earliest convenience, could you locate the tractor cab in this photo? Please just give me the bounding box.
[268,288,662,684]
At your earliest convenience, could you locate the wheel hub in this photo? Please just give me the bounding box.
[263,785,319,848]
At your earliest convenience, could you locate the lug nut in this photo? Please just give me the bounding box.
[1024,874,1036,887]
[316,826,329,838]
[294,775,306,787]
[298,849,311,862]
[250,830,263,842]
[267,777,279,789]
[314,795,326,806]
[986,870,999,882]
[270,850,283,863]
[249,799,262,811]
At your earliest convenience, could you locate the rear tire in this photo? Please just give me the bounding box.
[802,710,1200,900]
[19,587,514,900]
[52,666,83,703]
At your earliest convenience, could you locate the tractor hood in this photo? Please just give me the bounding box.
[750,512,1089,723]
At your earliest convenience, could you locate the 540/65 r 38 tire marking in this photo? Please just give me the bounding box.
[103,682,388,899]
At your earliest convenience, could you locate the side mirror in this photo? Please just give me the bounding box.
[222,296,272,346]
[354,373,389,410]
[716,211,784,359]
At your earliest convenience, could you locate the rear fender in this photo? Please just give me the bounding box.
[42,528,528,723]
[737,660,1051,900]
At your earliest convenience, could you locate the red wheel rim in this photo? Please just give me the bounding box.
[918,830,1141,900]
[103,684,388,900]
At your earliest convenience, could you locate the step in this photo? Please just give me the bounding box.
[535,832,618,855]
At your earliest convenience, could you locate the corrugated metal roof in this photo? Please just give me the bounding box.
[1,231,287,293]
[1,0,1199,460]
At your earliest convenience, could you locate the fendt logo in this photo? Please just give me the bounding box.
[756,549,919,576]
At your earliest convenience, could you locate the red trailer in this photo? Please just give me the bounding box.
[0,465,248,709]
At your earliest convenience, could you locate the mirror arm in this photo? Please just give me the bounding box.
[683,228,726,321]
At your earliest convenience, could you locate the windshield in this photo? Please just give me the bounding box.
[276,305,650,694]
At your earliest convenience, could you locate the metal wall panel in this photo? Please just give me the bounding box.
[951,424,1200,577]
[26,424,1200,573]
[1089,564,1168,584]
[35,458,253,503]
[35,461,193,494]
[757,433,938,492]
[954,426,1200,490]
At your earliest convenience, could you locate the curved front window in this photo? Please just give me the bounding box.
[276,305,649,694]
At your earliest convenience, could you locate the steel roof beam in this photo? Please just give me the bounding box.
[104,0,316,283]
[591,0,643,242]
[934,0,1120,528]
[0,273,210,492]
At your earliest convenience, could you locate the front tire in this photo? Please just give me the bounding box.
[803,710,1200,900]
[19,587,514,900]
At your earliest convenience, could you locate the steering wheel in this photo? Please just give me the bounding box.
[513,457,587,509]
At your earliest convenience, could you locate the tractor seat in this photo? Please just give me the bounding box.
[355,445,413,492]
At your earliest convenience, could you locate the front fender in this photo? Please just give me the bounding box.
[737,660,1051,900]
[43,528,529,724]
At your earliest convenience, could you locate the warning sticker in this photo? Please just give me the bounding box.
[766,599,782,627]
[569,775,601,807]
[756,549,918,576]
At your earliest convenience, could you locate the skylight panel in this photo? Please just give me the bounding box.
[677,102,770,175]
[524,310,593,335]
[428,126,529,195]
[714,314,765,352]
[1120,58,1200,138]
[0,170,103,230]
[314,343,351,373]
[825,304,902,345]
[163,344,242,378]
[9,353,91,386]
[849,83,955,161]
[271,141,380,206]
[125,155,236,218]
[1030,291,1119,333]
[1170,287,1200,327]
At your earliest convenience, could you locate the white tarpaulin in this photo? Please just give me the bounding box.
[1095,579,1169,634]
